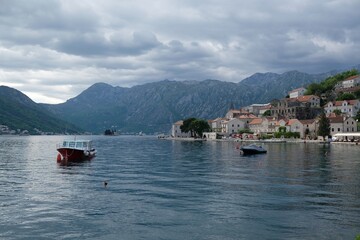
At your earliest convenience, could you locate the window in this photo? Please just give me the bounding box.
[338,128,340,132]
[332,128,334,132]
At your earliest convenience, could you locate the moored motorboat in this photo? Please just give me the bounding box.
[240,144,267,155]
[56,139,96,162]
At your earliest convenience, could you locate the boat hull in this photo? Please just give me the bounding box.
[57,148,96,162]
[240,145,267,155]
[241,149,267,155]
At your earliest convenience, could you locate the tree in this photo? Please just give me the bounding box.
[180,117,210,138]
[336,93,355,101]
[305,83,323,96]
[191,119,210,137]
[304,128,310,137]
[305,69,359,97]
[262,110,272,116]
[333,109,342,115]
[238,128,253,134]
[317,112,330,140]
[180,117,196,137]
[354,89,360,99]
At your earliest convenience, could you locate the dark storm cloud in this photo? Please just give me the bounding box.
[54,30,162,56]
[0,0,360,103]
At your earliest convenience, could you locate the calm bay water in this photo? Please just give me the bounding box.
[0,135,360,239]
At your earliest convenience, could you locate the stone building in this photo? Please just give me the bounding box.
[270,96,322,120]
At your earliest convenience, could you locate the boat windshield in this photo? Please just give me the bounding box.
[61,140,91,149]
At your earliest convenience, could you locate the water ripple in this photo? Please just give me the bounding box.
[1,136,360,239]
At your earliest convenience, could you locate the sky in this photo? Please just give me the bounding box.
[1,0,360,104]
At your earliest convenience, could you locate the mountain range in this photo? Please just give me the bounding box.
[1,65,359,134]
[42,65,359,134]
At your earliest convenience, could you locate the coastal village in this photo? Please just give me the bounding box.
[172,74,360,142]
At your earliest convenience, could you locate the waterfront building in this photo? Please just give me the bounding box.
[287,119,304,138]
[238,114,258,125]
[249,117,279,135]
[299,119,318,139]
[221,118,247,135]
[171,120,192,138]
[210,118,226,132]
[328,115,357,135]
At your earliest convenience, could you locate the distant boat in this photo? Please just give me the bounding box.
[56,139,96,162]
[240,144,267,155]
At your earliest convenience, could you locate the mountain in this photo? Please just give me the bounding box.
[2,64,354,135]
[43,68,354,134]
[0,86,82,134]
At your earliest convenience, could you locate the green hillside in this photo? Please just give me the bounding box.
[0,86,82,134]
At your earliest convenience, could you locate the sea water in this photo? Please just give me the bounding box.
[0,135,359,239]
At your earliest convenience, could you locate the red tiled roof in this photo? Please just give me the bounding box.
[328,116,344,124]
[249,118,262,125]
[344,75,360,81]
[297,95,318,102]
[287,119,300,125]
[333,100,359,106]
[299,119,315,124]
[285,98,299,102]
[348,100,359,105]
[326,113,338,118]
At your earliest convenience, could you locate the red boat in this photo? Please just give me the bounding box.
[57,139,96,162]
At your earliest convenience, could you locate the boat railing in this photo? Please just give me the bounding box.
[57,140,93,151]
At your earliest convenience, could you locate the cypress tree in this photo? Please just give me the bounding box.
[317,112,330,140]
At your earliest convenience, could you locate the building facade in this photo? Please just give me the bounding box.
[324,100,360,117]
[171,121,192,138]
[270,97,322,120]
[289,87,306,98]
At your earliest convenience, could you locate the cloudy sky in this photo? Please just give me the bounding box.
[1,0,360,103]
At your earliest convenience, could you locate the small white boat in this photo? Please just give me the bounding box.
[240,144,267,155]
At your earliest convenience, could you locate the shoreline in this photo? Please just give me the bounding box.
[165,137,360,145]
